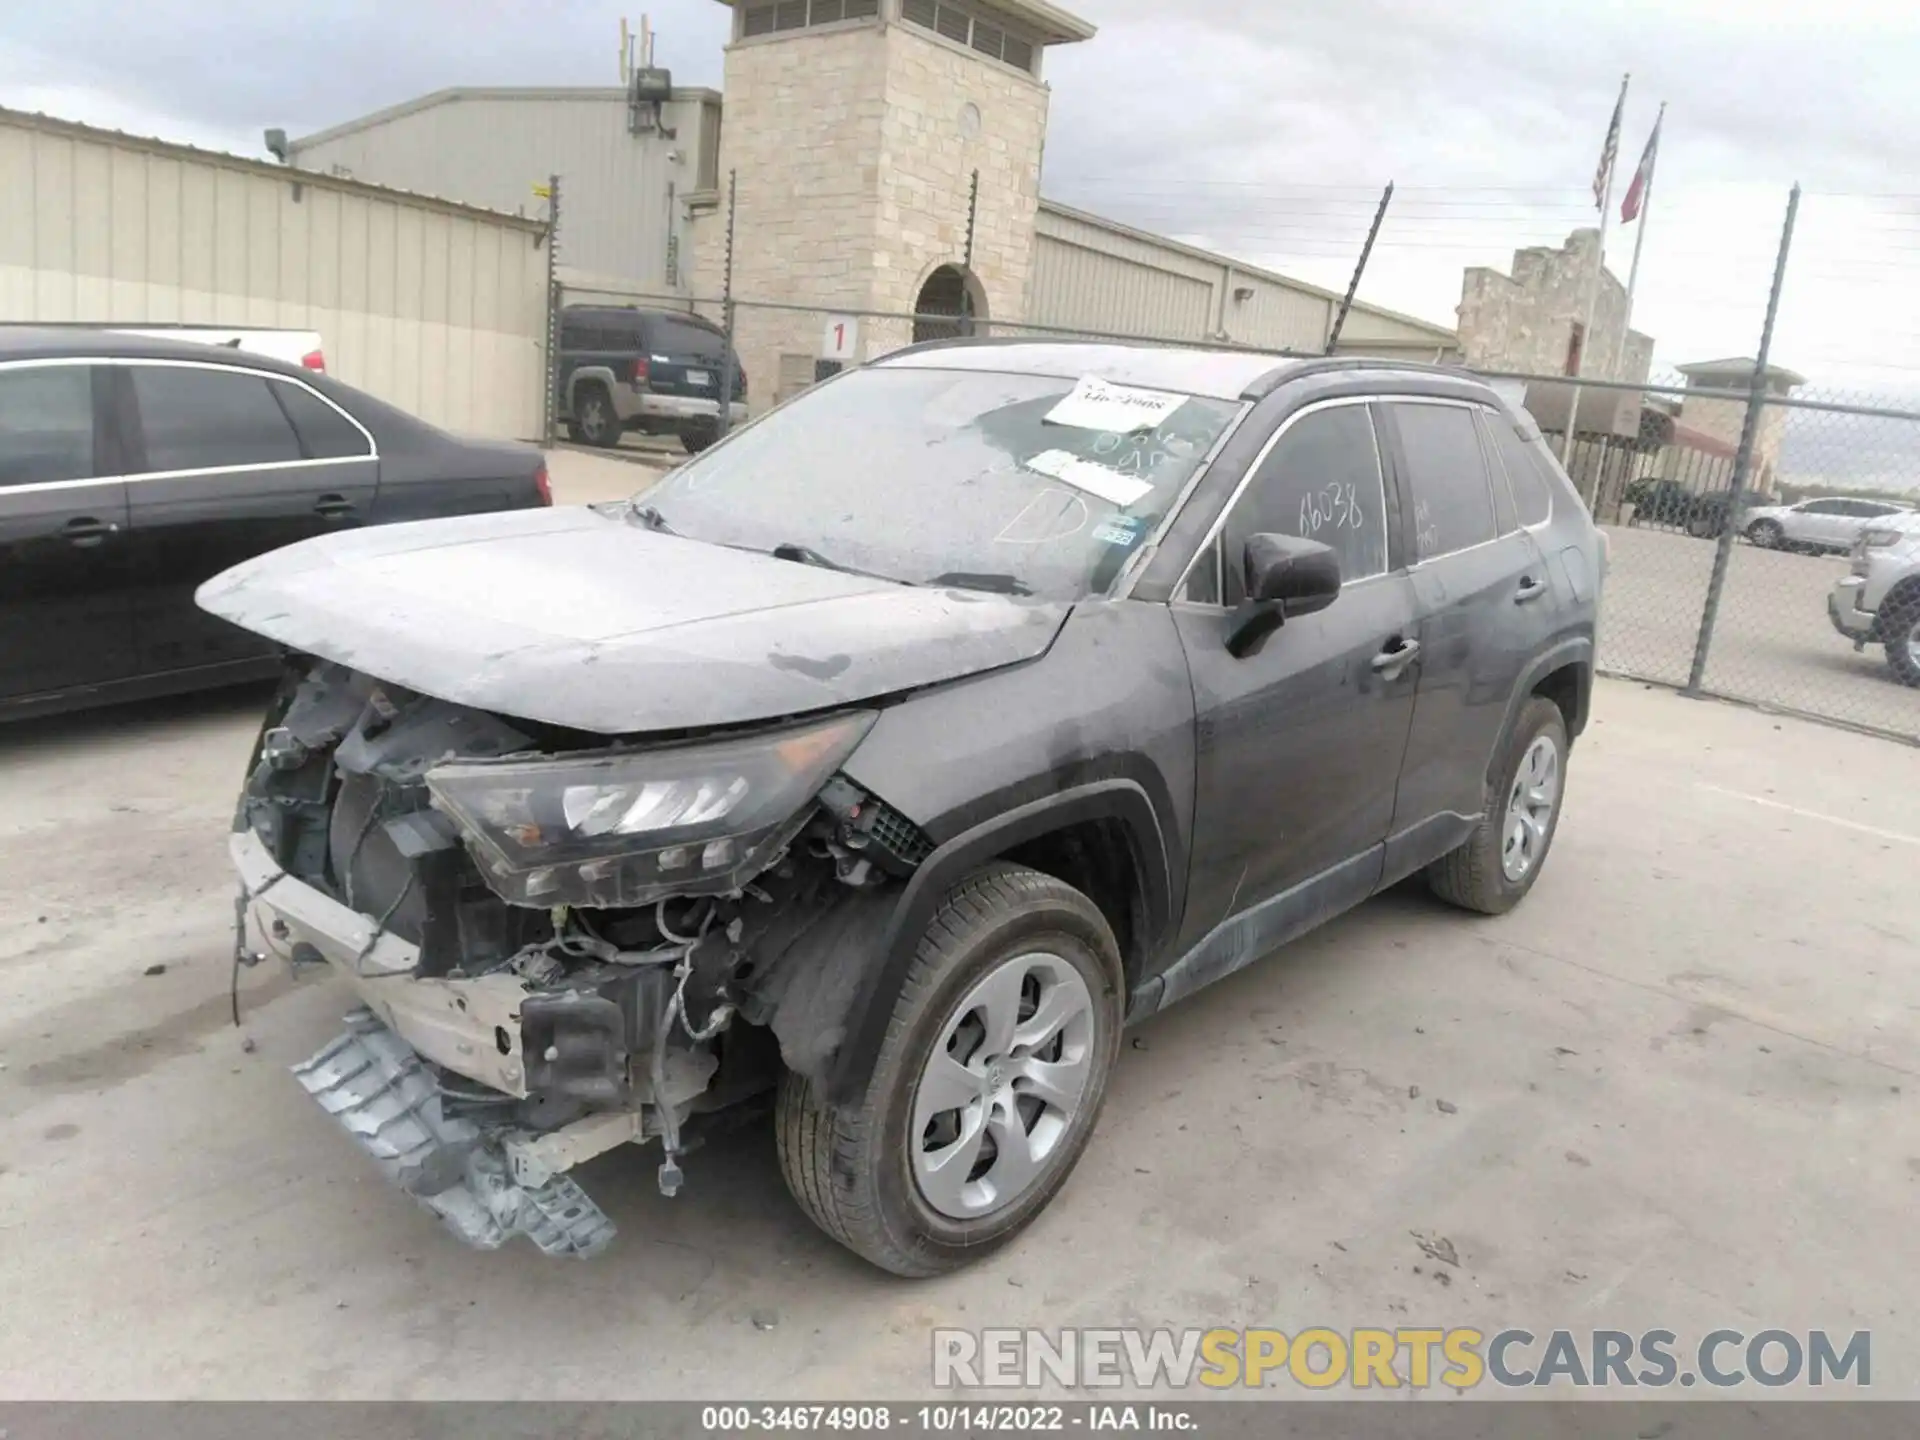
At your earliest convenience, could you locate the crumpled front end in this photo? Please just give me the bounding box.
[234,659,926,1257]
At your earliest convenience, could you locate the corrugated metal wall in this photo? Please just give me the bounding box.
[0,108,550,440]
[1029,200,1460,359]
[289,90,718,293]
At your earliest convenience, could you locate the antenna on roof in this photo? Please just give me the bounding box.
[625,13,675,139]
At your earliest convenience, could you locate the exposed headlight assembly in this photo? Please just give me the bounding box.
[1861,527,1903,550]
[426,711,876,908]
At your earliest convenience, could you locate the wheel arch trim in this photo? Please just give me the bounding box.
[822,779,1170,1105]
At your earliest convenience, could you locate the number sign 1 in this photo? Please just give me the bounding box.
[821,315,859,362]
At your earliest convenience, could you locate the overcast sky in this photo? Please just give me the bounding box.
[6,0,1919,397]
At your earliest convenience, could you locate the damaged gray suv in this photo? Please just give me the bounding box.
[205,340,1602,1276]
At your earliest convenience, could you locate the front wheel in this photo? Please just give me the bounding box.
[1748,519,1784,549]
[1884,588,1920,688]
[776,865,1124,1277]
[1426,696,1570,916]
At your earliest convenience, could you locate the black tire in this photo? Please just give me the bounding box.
[1426,695,1571,916]
[1883,584,1920,688]
[776,864,1124,1277]
[1685,510,1719,540]
[1748,519,1784,549]
[680,423,719,455]
[574,385,620,448]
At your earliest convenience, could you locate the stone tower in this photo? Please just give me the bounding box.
[693,0,1094,411]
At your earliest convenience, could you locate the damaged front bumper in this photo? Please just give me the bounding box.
[236,828,715,1257]
[294,1008,619,1257]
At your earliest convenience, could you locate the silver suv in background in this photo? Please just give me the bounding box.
[1830,509,1920,686]
[1746,495,1913,554]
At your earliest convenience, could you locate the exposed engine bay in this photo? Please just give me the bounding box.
[234,660,932,1257]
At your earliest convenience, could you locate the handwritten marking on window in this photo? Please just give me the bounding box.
[1298,482,1367,536]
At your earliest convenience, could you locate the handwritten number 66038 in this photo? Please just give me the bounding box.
[1299,482,1364,535]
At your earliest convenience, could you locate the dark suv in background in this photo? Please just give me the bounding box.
[204,341,1601,1276]
[558,304,747,453]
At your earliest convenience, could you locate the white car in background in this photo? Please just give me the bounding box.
[1829,509,1920,687]
[1743,495,1913,554]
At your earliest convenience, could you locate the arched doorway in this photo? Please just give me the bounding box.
[913,264,987,344]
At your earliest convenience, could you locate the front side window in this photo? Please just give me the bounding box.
[635,366,1244,601]
[130,366,302,473]
[0,364,94,487]
[1391,402,1498,560]
[1219,404,1389,605]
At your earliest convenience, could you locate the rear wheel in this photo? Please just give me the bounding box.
[681,422,719,455]
[574,385,619,448]
[776,865,1124,1277]
[1426,696,1570,916]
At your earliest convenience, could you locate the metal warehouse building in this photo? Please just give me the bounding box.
[0,105,550,440]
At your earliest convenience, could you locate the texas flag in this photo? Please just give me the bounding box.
[1621,115,1662,223]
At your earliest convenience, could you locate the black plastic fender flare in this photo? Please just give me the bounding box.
[821,779,1172,1107]
[1498,636,1594,764]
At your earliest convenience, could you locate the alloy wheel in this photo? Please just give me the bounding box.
[1502,734,1561,883]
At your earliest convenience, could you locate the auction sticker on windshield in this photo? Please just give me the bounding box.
[1044,376,1187,433]
[1024,449,1155,509]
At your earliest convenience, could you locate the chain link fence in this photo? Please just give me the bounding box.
[538,274,1920,745]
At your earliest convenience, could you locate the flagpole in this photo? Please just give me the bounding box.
[1562,72,1629,475]
[1613,101,1665,377]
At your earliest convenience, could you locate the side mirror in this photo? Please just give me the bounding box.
[1225,533,1343,659]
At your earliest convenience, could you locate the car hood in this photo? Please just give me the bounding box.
[196,506,1071,735]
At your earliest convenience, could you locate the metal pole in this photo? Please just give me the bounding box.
[1325,181,1392,355]
[542,173,561,448]
[1685,183,1800,695]
[715,169,738,437]
[961,169,980,338]
[1611,101,1664,378]
[1563,74,1629,476]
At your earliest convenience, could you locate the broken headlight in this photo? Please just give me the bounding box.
[425,711,876,908]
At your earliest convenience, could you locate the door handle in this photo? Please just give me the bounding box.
[1515,576,1549,604]
[1371,638,1421,678]
[63,516,119,548]
[313,494,357,518]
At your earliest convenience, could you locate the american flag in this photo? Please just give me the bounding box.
[1593,78,1627,210]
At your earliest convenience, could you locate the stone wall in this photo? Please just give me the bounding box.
[871,25,1050,330]
[687,17,1051,412]
[1458,230,1652,384]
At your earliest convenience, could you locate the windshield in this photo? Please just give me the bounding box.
[631,366,1245,600]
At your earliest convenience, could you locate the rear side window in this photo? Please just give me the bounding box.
[131,365,302,473]
[272,380,369,459]
[0,365,94,486]
[649,315,728,359]
[1484,414,1555,528]
[1390,402,1498,560]
[1221,404,1390,602]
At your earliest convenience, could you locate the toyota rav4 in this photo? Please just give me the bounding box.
[202,341,1603,1276]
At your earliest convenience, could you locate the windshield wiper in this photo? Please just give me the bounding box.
[768,542,915,587]
[927,571,1034,596]
[627,501,678,534]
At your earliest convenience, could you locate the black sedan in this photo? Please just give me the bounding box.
[0,326,551,720]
